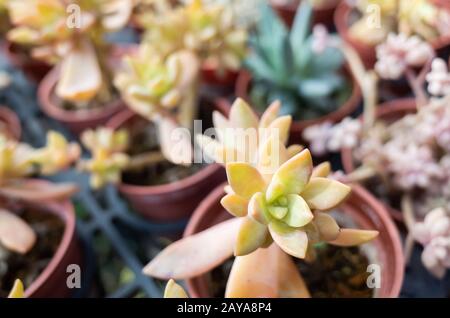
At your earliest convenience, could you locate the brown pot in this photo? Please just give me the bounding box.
[10,180,82,298]
[1,41,51,82]
[341,98,417,222]
[270,0,340,29]
[184,182,404,298]
[335,2,450,69]
[201,61,239,90]
[37,67,125,136]
[0,106,21,140]
[107,109,226,222]
[233,70,361,143]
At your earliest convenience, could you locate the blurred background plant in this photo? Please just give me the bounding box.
[244,2,350,120]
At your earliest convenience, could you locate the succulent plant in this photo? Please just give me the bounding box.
[0,131,79,256]
[6,0,133,105]
[78,127,130,189]
[245,2,349,120]
[143,98,379,298]
[7,279,24,298]
[137,0,247,75]
[349,0,450,46]
[164,279,188,298]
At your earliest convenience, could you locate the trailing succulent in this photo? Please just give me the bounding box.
[245,2,349,120]
[143,98,378,297]
[349,0,450,46]
[5,0,133,105]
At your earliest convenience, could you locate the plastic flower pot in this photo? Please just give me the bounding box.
[184,182,404,298]
[335,2,450,69]
[11,180,82,298]
[0,106,21,140]
[341,98,417,222]
[270,0,340,29]
[232,69,361,143]
[1,41,51,82]
[107,109,226,222]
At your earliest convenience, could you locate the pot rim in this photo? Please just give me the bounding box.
[5,179,78,298]
[184,182,404,298]
[269,0,339,12]
[0,106,22,141]
[340,97,417,222]
[37,66,124,123]
[106,109,223,196]
[235,67,362,132]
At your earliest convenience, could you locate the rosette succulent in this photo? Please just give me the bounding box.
[6,0,133,106]
[245,2,349,119]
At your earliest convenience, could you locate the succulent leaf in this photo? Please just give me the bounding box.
[329,228,379,247]
[301,177,351,211]
[164,279,189,298]
[311,162,331,178]
[220,193,248,218]
[235,217,268,256]
[268,221,308,259]
[314,212,340,241]
[282,194,313,228]
[226,162,266,199]
[8,279,24,298]
[0,209,36,254]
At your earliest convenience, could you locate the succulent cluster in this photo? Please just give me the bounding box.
[5,0,133,103]
[143,98,379,297]
[349,0,450,46]
[245,2,348,120]
[138,0,247,74]
[78,127,129,189]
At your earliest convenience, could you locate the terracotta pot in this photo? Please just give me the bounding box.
[7,180,82,298]
[233,70,361,143]
[37,67,125,136]
[335,2,450,69]
[1,41,51,82]
[107,109,226,222]
[184,183,404,298]
[0,106,21,140]
[270,0,340,29]
[341,98,417,222]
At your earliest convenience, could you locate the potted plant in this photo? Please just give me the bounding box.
[0,128,82,297]
[303,34,450,279]
[335,0,450,68]
[77,43,225,222]
[5,0,134,135]
[134,0,248,94]
[270,0,341,29]
[143,98,403,297]
[233,2,361,142]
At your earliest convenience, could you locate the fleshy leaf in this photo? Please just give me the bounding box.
[259,100,280,129]
[56,39,102,102]
[257,135,288,182]
[266,149,313,203]
[229,98,258,129]
[314,212,340,241]
[164,279,189,298]
[248,192,272,225]
[196,134,240,164]
[8,279,24,298]
[0,182,78,202]
[143,218,241,279]
[226,162,266,199]
[0,209,36,254]
[301,177,351,211]
[268,221,308,259]
[277,247,311,298]
[267,115,292,145]
[282,194,313,228]
[286,144,304,159]
[220,193,248,217]
[158,118,192,166]
[311,162,331,178]
[225,244,279,298]
[329,229,379,247]
[235,217,268,256]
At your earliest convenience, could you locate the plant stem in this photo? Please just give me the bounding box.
[344,165,377,183]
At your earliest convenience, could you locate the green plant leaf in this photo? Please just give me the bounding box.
[235,217,268,256]
[268,221,308,259]
[282,194,313,228]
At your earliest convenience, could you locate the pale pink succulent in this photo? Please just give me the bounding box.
[311,24,329,54]
[302,121,333,156]
[426,58,450,97]
[375,33,434,80]
[327,117,362,152]
[413,208,450,279]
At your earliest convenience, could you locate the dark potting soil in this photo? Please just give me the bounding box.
[0,207,64,297]
[207,244,371,298]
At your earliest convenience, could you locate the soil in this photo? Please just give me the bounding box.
[0,206,64,297]
[207,244,372,298]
